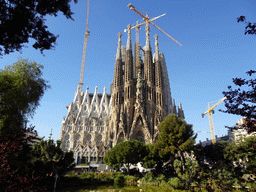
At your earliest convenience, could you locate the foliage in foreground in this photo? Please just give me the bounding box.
[0,128,42,192]
[221,70,256,133]
[0,0,78,56]
[60,171,138,190]
[143,114,196,175]
[104,140,148,171]
[31,138,75,189]
[0,58,50,136]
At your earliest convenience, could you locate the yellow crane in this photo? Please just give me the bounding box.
[126,3,182,77]
[79,0,90,88]
[202,97,227,144]
[127,3,182,46]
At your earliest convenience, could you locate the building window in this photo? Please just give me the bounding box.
[89,121,91,125]
[84,106,87,110]
[103,106,105,111]
[93,106,96,111]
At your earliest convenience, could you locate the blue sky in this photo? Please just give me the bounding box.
[1,0,256,143]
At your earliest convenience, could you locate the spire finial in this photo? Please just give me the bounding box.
[154,34,159,61]
[116,33,122,60]
[145,22,151,51]
[104,87,106,92]
[126,24,132,51]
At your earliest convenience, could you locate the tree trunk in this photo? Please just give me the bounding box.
[178,150,186,172]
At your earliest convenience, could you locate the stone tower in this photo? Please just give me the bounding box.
[108,25,185,147]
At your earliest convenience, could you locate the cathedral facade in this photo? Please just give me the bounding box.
[59,25,184,164]
[108,25,184,146]
[59,86,112,163]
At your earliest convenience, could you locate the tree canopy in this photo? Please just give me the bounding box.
[221,70,256,133]
[103,140,148,171]
[0,0,78,56]
[0,128,42,191]
[143,114,196,173]
[225,136,256,173]
[157,114,196,161]
[156,114,196,173]
[237,16,256,35]
[31,138,75,189]
[0,58,50,135]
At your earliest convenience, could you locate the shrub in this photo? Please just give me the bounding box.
[142,172,154,183]
[77,172,88,180]
[114,175,125,187]
[97,173,111,183]
[168,177,184,189]
[173,159,182,174]
[124,175,138,185]
[156,174,167,184]
[87,172,95,181]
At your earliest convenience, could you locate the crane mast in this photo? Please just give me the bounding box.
[79,0,90,88]
[202,97,226,144]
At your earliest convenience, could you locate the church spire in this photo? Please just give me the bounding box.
[126,24,132,51]
[154,34,159,62]
[116,32,122,60]
[145,21,151,51]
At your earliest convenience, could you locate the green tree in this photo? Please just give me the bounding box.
[199,141,229,166]
[225,136,256,173]
[157,114,196,172]
[104,140,148,172]
[0,58,50,135]
[221,70,256,133]
[0,0,78,56]
[0,128,42,192]
[31,138,75,190]
[142,142,161,169]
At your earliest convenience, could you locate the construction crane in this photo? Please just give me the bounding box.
[78,0,90,89]
[202,97,227,144]
[127,3,182,47]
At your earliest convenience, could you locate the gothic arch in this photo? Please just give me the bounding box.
[130,114,152,143]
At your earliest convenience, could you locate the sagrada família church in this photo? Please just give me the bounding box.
[59,25,184,164]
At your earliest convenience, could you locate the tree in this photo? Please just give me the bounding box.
[31,138,75,190]
[221,70,256,133]
[0,127,42,192]
[225,136,256,174]
[142,142,161,169]
[0,0,78,56]
[237,16,256,35]
[103,140,148,172]
[0,58,50,135]
[156,114,196,172]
